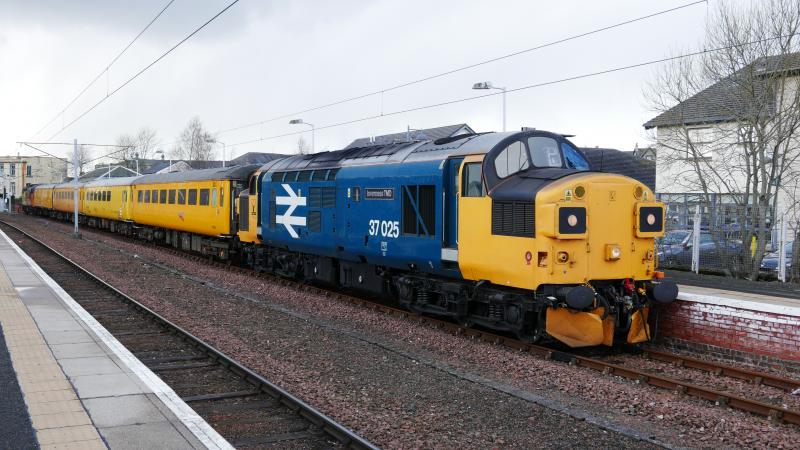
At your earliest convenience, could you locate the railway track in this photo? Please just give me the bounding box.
[7,216,800,428]
[115,230,800,427]
[0,221,377,450]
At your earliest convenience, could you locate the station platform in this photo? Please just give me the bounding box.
[678,283,800,316]
[0,230,231,450]
[659,282,800,366]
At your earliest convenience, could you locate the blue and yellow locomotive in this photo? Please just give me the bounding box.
[237,129,677,347]
[22,129,676,347]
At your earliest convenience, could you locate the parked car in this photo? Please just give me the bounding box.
[658,230,742,274]
[760,242,793,279]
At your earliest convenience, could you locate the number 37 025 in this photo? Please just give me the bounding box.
[368,220,399,238]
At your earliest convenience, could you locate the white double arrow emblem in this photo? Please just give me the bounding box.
[275,183,306,238]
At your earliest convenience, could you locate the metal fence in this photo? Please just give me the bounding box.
[657,195,794,281]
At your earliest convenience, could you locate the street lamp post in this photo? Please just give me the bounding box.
[154,149,172,173]
[472,81,507,132]
[289,119,315,153]
[204,138,227,167]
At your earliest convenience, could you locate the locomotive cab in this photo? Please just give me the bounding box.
[457,130,677,347]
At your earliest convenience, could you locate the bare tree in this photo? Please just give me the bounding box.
[114,127,159,161]
[172,117,214,161]
[69,144,93,176]
[296,136,310,155]
[115,133,137,161]
[646,0,800,279]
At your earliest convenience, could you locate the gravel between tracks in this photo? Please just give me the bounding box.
[5,215,800,449]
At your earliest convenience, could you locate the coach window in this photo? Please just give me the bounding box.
[211,188,217,207]
[106,191,111,201]
[168,189,176,204]
[178,189,186,205]
[494,140,529,178]
[151,189,158,203]
[159,190,167,204]
[462,163,485,197]
[188,189,197,205]
[199,188,209,206]
[138,191,143,203]
[220,188,224,207]
[144,190,151,203]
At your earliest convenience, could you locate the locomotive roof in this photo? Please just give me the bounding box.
[267,131,522,172]
[133,164,260,184]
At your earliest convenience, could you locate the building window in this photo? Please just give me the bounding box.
[686,127,714,158]
[26,165,32,176]
[9,163,15,176]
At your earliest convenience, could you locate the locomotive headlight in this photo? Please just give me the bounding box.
[606,244,622,261]
[637,205,664,235]
[558,207,586,236]
[567,214,578,227]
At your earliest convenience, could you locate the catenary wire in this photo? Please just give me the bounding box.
[213,0,707,137]
[28,0,176,141]
[44,0,240,143]
[227,33,795,148]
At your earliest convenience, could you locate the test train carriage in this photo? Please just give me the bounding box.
[21,129,677,347]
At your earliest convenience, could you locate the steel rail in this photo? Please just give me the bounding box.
[642,348,800,392]
[202,255,800,426]
[8,216,800,427]
[0,220,379,450]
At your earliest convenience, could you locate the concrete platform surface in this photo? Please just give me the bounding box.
[0,229,233,450]
[679,283,800,316]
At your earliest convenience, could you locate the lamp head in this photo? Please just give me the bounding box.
[289,119,304,125]
[472,81,492,90]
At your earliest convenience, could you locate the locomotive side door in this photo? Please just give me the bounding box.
[443,157,463,253]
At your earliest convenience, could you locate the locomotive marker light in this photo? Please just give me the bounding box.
[275,184,306,238]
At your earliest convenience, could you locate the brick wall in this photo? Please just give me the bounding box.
[653,300,800,363]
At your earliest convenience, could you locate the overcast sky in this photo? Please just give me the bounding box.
[0,0,723,164]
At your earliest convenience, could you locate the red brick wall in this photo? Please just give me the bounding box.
[654,300,800,362]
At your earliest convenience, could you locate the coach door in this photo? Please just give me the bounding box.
[442,157,463,263]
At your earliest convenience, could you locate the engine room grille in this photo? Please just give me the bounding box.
[491,201,534,237]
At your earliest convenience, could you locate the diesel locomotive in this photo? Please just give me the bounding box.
[22,129,677,347]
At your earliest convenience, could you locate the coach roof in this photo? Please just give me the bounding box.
[133,164,260,184]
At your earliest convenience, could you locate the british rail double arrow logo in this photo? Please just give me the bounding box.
[276,184,306,238]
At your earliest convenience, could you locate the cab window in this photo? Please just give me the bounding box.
[494,141,529,178]
[562,142,590,170]
[462,162,485,197]
[528,136,562,167]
